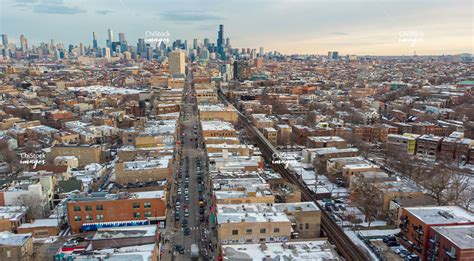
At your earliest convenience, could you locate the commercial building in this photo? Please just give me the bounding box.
[201,120,237,138]
[198,104,239,124]
[114,156,172,185]
[216,202,321,246]
[66,191,167,234]
[221,240,340,260]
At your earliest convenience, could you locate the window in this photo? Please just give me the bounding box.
[273,228,280,233]
[144,211,152,217]
[246,229,252,235]
[74,216,81,221]
[299,224,303,230]
[133,212,141,218]
[144,202,152,208]
[260,228,266,234]
[96,214,104,220]
[232,230,238,235]
[86,215,93,221]
[85,205,92,211]
[73,206,81,212]
[96,205,104,211]
[133,203,140,209]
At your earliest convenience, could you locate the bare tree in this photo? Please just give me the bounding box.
[15,194,44,220]
[421,163,470,206]
[351,176,383,227]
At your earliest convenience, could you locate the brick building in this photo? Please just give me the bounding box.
[399,206,474,260]
[67,191,167,234]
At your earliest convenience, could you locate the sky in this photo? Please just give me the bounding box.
[0,0,472,55]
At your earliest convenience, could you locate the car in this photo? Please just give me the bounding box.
[175,245,184,254]
[184,209,190,217]
[387,241,400,247]
[383,236,396,243]
[332,205,340,211]
[182,219,188,227]
[199,207,205,214]
[392,248,401,254]
[405,254,418,261]
[334,199,344,204]
[184,227,191,236]
[198,195,204,201]
[338,204,346,211]
[176,200,181,206]
[175,213,180,221]
[399,250,409,258]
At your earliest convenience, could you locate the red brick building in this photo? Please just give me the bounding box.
[427,225,474,261]
[399,206,474,260]
[67,191,167,234]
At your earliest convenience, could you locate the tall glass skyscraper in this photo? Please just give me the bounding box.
[217,24,225,60]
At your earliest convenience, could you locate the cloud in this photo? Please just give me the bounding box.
[161,11,223,22]
[96,10,112,15]
[14,0,85,15]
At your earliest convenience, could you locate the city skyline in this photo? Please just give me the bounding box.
[1,0,472,56]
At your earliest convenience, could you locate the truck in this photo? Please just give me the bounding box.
[190,244,199,258]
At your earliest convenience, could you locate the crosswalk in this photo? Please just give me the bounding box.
[180,226,199,231]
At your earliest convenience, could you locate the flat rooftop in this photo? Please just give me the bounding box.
[92,225,157,240]
[198,104,237,112]
[432,225,474,250]
[405,206,474,225]
[201,120,236,131]
[222,240,339,260]
[308,136,346,142]
[217,202,319,224]
[0,232,31,246]
[123,156,171,170]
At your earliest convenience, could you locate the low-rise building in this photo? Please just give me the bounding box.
[115,156,172,185]
[307,136,347,149]
[427,225,474,261]
[66,190,167,234]
[198,104,238,124]
[0,232,33,261]
[399,206,474,260]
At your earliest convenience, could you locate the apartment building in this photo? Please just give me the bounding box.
[399,206,474,260]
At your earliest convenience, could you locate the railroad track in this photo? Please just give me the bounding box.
[218,88,370,261]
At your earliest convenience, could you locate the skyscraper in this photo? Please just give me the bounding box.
[107,29,113,47]
[259,47,264,57]
[102,47,111,58]
[168,49,186,75]
[217,24,225,59]
[193,38,199,49]
[137,38,146,54]
[19,35,28,51]
[1,34,8,47]
[92,32,98,49]
[118,33,126,44]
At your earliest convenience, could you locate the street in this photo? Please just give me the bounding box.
[161,73,217,261]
